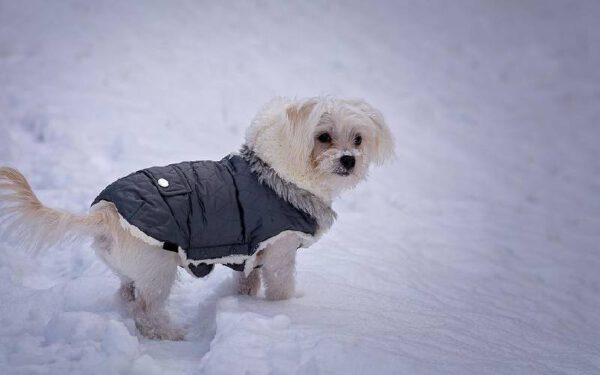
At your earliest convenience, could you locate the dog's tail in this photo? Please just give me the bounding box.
[0,167,110,253]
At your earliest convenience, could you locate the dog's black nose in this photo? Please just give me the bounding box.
[340,155,356,169]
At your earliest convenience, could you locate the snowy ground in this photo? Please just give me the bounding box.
[1,1,599,374]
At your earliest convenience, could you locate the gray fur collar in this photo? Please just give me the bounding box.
[239,145,337,232]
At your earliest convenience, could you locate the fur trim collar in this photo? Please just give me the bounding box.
[239,145,336,233]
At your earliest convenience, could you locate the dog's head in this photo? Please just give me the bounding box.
[245,97,394,201]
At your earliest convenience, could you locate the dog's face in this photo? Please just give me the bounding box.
[246,97,394,200]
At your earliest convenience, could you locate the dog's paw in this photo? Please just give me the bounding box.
[238,281,260,296]
[136,322,186,341]
[163,327,186,341]
[265,288,294,301]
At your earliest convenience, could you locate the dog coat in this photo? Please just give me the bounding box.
[91,154,318,278]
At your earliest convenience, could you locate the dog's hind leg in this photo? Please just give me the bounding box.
[92,229,183,340]
[130,246,184,340]
[91,234,136,303]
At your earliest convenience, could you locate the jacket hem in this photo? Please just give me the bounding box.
[90,200,315,278]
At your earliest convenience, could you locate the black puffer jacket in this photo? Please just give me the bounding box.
[92,155,318,277]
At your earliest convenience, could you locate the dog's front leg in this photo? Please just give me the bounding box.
[261,234,301,300]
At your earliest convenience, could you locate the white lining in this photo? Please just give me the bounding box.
[178,230,314,276]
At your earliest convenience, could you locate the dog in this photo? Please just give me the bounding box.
[0,97,394,340]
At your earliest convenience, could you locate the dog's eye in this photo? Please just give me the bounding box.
[318,133,332,143]
[354,135,362,146]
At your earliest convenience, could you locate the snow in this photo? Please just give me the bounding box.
[1,0,599,374]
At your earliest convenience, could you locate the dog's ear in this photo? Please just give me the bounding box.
[346,99,395,165]
[281,98,322,167]
[286,98,319,127]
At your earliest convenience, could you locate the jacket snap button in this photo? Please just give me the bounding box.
[158,178,169,188]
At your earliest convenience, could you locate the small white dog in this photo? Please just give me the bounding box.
[0,97,393,340]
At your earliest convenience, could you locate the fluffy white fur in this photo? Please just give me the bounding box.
[0,96,394,340]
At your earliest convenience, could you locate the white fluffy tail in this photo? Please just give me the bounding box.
[0,167,108,253]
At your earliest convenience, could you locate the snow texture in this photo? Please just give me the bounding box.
[1,1,599,374]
